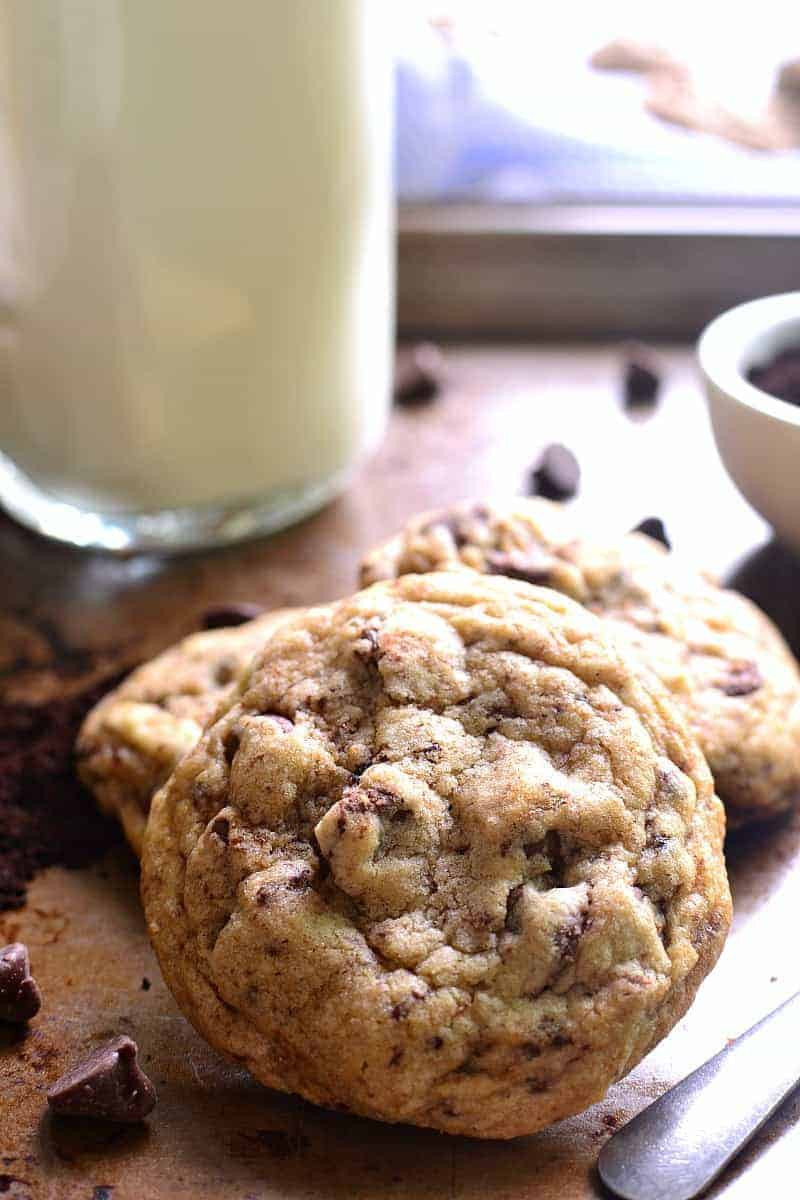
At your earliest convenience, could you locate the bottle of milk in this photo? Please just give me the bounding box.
[0,1,394,551]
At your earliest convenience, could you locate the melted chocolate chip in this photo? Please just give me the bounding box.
[0,943,42,1023]
[719,662,764,697]
[632,517,671,549]
[527,444,580,501]
[47,1036,157,1122]
[393,343,445,407]
[486,549,553,586]
[200,602,264,630]
[211,815,231,844]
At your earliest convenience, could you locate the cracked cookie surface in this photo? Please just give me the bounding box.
[142,573,729,1137]
[77,611,295,855]
[361,499,800,827]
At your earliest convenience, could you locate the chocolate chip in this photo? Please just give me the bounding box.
[211,815,231,844]
[632,517,671,549]
[719,662,764,697]
[486,549,553,586]
[353,626,381,661]
[623,353,661,408]
[47,1035,156,1122]
[222,729,240,765]
[393,343,445,407]
[0,943,42,1023]
[527,444,580,501]
[140,978,151,992]
[200,602,264,630]
[747,345,800,407]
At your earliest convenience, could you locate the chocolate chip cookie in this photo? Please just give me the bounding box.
[77,611,295,856]
[361,500,800,827]
[141,573,730,1138]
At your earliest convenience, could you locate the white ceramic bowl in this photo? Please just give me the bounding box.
[699,293,800,550]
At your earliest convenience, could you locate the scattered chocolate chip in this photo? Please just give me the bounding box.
[719,662,764,697]
[0,943,42,1023]
[393,343,445,407]
[47,1036,156,1123]
[527,444,580,501]
[747,345,800,407]
[622,351,661,409]
[486,549,553,586]
[140,978,151,992]
[632,517,671,549]
[200,602,264,630]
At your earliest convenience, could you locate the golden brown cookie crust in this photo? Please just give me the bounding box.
[142,573,729,1138]
[361,500,800,827]
[76,610,296,856]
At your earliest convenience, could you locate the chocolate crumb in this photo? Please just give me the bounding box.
[140,978,151,992]
[200,602,264,630]
[527,444,580,501]
[632,517,671,549]
[47,1036,156,1123]
[393,343,445,407]
[0,943,42,1023]
[0,679,124,913]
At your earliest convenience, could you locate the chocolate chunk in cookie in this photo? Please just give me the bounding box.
[719,662,763,697]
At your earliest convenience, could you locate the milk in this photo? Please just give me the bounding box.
[1,1,393,532]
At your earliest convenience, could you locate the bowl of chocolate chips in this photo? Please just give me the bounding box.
[699,292,800,550]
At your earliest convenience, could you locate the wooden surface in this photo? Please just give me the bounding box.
[3,345,800,1199]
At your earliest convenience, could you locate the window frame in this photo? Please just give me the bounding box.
[397,203,800,340]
